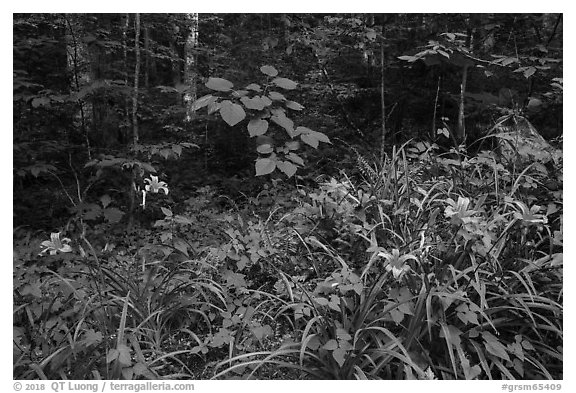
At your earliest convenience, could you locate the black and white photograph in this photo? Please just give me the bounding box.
[12,11,564,386]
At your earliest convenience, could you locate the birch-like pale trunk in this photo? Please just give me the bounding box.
[456,65,469,144]
[379,38,387,165]
[128,13,141,229]
[184,13,199,122]
[132,13,141,145]
[122,13,130,143]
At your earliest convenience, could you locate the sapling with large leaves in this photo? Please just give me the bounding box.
[191,65,331,178]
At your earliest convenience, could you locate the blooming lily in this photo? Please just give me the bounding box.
[39,232,72,255]
[444,196,477,225]
[513,201,547,225]
[378,248,417,280]
[144,175,169,195]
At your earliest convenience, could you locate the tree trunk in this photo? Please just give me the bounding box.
[132,13,141,145]
[64,14,92,158]
[122,13,130,145]
[128,13,141,230]
[170,24,181,90]
[379,39,387,164]
[364,14,375,66]
[184,13,199,122]
[456,64,469,144]
[144,22,150,89]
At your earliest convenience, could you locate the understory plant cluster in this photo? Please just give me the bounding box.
[13,132,562,380]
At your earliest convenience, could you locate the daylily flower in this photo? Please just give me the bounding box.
[444,196,477,225]
[378,248,417,280]
[513,201,547,225]
[144,176,169,195]
[39,232,72,255]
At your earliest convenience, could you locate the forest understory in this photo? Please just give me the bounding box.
[13,13,563,380]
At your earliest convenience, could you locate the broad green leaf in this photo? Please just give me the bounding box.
[501,57,518,66]
[272,77,298,90]
[83,329,103,347]
[245,83,262,92]
[306,335,321,350]
[439,323,463,347]
[106,348,119,364]
[256,144,273,154]
[523,66,536,78]
[31,97,50,108]
[161,207,172,217]
[527,97,543,111]
[240,96,266,110]
[117,343,132,367]
[438,49,450,58]
[219,100,246,126]
[205,77,234,92]
[366,29,377,41]
[398,55,418,62]
[296,126,313,134]
[172,144,183,156]
[103,207,124,223]
[285,141,300,151]
[482,332,511,362]
[133,362,150,377]
[222,270,247,289]
[323,339,339,351]
[336,328,352,343]
[260,65,278,77]
[255,158,276,176]
[300,128,330,148]
[174,215,193,225]
[191,94,216,111]
[232,89,249,98]
[83,204,102,221]
[248,119,269,136]
[276,160,297,177]
[286,100,304,110]
[173,238,189,256]
[271,113,294,133]
[332,348,347,367]
[521,339,535,351]
[100,194,112,209]
[207,101,221,115]
[21,281,42,298]
[301,133,319,148]
[260,96,273,106]
[268,91,286,101]
[251,325,273,341]
[389,309,405,324]
[237,255,249,271]
[311,130,330,143]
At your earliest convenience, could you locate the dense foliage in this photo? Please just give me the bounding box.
[13,13,562,380]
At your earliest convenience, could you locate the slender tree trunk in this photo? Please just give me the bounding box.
[132,13,141,145]
[64,14,92,159]
[144,23,150,89]
[456,64,469,144]
[122,13,130,145]
[128,13,141,229]
[184,13,199,122]
[379,40,387,164]
[170,24,181,90]
[432,76,441,140]
[364,14,375,66]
